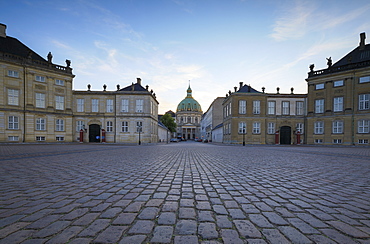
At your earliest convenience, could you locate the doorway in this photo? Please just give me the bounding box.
[280,126,291,144]
[89,124,101,142]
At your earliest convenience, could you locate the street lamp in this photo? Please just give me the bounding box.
[243,125,246,146]
[138,125,142,145]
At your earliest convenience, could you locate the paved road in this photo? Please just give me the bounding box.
[0,143,369,243]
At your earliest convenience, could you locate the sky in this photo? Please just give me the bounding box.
[2,0,370,114]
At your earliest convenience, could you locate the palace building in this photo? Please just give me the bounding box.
[176,85,203,140]
[0,23,158,143]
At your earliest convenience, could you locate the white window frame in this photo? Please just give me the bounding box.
[253,100,260,115]
[252,122,260,134]
[8,89,19,106]
[92,99,99,112]
[35,75,45,82]
[56,136,64,141]
[282,101,290,115]
[333,97,343,112]
[56,119,64,131]
[238,122,246,134]
[314,121,324,134]
[333,80,344,87]
[106,99,114,113]
[239,100,246,114]
[36,136,46,141]
[106,121,113,132]
[122,121,129,132]
[77,99,84,112]
[315,83,324,90]
[358,139,369,144]
[359,94,369,110]
[55,96,64,110]
[36,118,46,131]
[55,79,64,86]
[8,116,19,130]
[36,93,46,108]
[267,122,275,134]
[136,99,144,113]
[359,76,370,83]
[267,101,276,115]
[358,120,369,133]
[296,123,304,134]
[121,99,129,112]
[332,120,343,134]
[296,101,304,115]
[315,99,324,114]
[333,139,342,144]
[136,121,143,132]
[8,136,19,141]
[8,70,19,78]
[77,121,84,132]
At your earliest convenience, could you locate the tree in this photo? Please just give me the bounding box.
[160,113,177,133]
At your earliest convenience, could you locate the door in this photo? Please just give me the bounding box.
[89,124,101,142]
[280,126,291,144]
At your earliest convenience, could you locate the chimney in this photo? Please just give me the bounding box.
[239,82,243,89]
[137,77,141,85]
[0,23,6,38]
[359,32,366,50]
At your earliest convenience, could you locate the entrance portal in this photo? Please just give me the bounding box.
[280,126,291,144]
[89,124,101,142]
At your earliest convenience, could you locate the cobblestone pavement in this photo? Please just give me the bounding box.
[0,143,369,244]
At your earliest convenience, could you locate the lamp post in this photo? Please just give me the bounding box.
[243,126,246,146]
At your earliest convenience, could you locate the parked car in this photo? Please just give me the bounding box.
[170,138,179,142]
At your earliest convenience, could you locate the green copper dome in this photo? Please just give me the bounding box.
[176,85,202,112]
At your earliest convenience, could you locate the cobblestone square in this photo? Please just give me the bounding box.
[0,143,369,243]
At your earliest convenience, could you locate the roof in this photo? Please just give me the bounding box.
[237,85,261,93]
[176,85,202,112]
[0,35,47,62]
[332,44,370,67]
[119,83,148,92]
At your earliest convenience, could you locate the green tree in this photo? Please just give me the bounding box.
[160,113,177,132]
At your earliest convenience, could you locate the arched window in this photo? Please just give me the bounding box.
[188,116,191,123]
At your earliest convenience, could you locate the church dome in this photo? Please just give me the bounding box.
[176,85,202,112]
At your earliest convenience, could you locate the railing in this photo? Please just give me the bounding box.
[0,52,73,74]
[308,60,370,78]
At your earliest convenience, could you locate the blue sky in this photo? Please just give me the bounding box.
[2,0,370,113]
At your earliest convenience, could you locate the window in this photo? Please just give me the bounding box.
[333,80,344,87]
[77,121,84,132]
[253,101,260,114]
[333,139,342,144]
[35,75,45,82]
[238,122,246,134]
[282,101,290,115]
[359,94,369,110]
[187,116,191,123]
[121,99,129,112]
[36,118,46,131]
[315,83,324,90]
[77,99,84,112]
[56,119,64,131]
[253,122,260,134]
[296,101,304,115]
[314,121,324,134]
[333,97,343,112]
[56,136,64,141]
[8,89,19,106]
[136,99,143,112]
[92,99,99,112]
[267,101,275,115]
[315,139,323,144]
[106,121,113,132]
[55,79,64,86]
[55,96,64,110]
[8,70,19,78]
[36,136,46,141]
[239,100,246,114]
[358,120,369,133]
[267,122,275,134]
[36,93,46,108]
[359,76,370,83]
[332,121,343,134]
[8,116,19,129]
[106,99,114,113]
[359,139,369,144]
[122,121,129,132]
[315,99,324,113]
[136,121,143,132]
[296,123,304,134]
[8,136,19,141]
